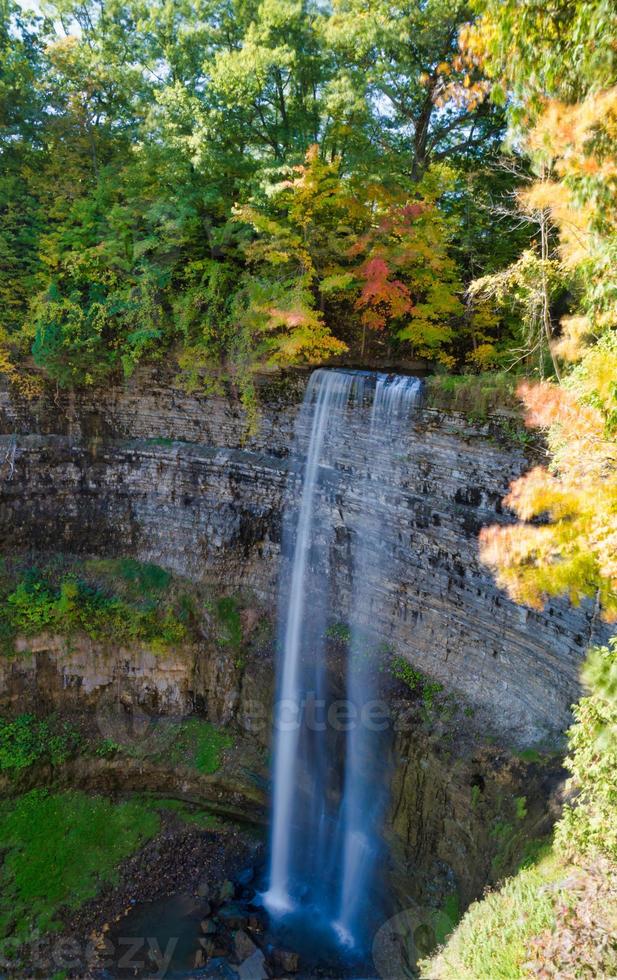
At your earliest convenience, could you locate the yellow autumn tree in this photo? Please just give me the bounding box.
[478,89,617,619]
[462,2,617,621]
[480,344,617,620]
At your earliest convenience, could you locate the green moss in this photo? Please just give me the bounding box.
[146,797,220,828]
[515,796,527,821]
[112,558,171,594]
[325,622,352,644]
[0,790,159,950]
[171,719,233,774]
[433,892,461,946]
[390,655,423,691]
[516,747,542,764]
[389,655,444,711]
[470,784,483,810]
[215,596,243,649]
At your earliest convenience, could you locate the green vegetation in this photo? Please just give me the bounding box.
[325,622,352,645]
[426,373,523,418]
[423,849,563,979]
[423,638,617,978]
[0,709,231,779]
[515,747,543,764]
[144,797,220,830]
[434,892,462,946]
[90,557,172,596]
[0,558,191,654]
[215,596,243,651]
[556,638,617,861]
[0,714,80,771]
[1,0,533,401]
[173,719,233,775]
[0,790,159,949]
[119,718,233,775]
[389,655,444,711]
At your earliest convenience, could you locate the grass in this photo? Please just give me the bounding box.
[0,788,224,959]
[421,846,563,979]
[0,790,160,949]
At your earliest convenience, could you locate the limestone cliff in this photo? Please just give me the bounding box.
[0,367,608,742]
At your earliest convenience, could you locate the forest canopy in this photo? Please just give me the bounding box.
[1,0,616,613]
[1,0,529,397]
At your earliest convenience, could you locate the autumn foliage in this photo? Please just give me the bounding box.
[235,147,462,365]
[480,358,617,621]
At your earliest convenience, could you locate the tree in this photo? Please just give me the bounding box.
[234,146,462,364]
[326,0,504,180]
[458,1,617,621]
[480,332,617,624]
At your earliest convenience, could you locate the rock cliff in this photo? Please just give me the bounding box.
[0,367,607,742]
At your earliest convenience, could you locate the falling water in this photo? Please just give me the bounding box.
[264,368,423,951]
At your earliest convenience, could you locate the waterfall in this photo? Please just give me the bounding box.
[264,368,423,951]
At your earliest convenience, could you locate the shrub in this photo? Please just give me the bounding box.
[0,564,188,654]
[555,637,617,861]
[0,715,80,771]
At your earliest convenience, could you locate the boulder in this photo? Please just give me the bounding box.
[237,949,267,980]
[218,879,235,903]
[197,878,211,899]
[193,949,205,969]
[234,929,258,962]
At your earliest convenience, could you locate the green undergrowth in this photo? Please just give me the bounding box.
[389,654,444,710]
[215,596,243,649]
[141,796,220,829]
[0,790,160,953]
[0,711,233,780]
[0,714,81,771]
[423,638,617,978]
[0,556,195,654]
[422,846,561,979]
[426,372,523,418]
[118,718,233,774]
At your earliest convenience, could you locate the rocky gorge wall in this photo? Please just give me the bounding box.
[0,367,608,744]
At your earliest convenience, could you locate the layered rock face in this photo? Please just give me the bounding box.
[0,368,607,742]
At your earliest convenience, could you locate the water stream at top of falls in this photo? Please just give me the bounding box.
[263,368,423,954]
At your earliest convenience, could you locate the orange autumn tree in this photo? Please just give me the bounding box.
[347,189,462,363]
